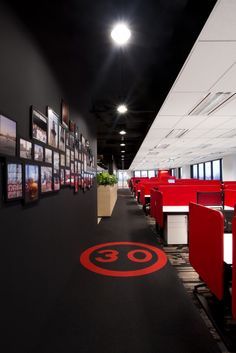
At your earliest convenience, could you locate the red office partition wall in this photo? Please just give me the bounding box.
[224,189,236,208]
[189,202,224,300]
[232,217,236,319]
[150,188,158,218]
[155,191,164,227]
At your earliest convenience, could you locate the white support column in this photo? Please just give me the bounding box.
[222,154,236,181]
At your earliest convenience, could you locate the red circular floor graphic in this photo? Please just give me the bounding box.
[80,242,167,277]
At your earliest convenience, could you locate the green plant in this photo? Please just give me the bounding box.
[96,172,118,186]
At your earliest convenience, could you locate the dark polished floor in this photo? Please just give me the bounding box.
[34,189,221,353]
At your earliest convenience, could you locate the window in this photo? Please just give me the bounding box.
[193,164,198,178]
[212,160,221,180]
[134,171,141,177]
[170,168,177,177]
[148,170,155,178]
[141,170,148,177]
[199,163,204,180]
[205,162,212,180]
[178,167,182,179]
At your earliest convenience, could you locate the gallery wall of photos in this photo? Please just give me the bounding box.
[0,100,96,204]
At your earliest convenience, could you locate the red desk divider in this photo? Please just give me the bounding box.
[224,189,236,208]
[150,187,158,218]
[189,203,224,301]
[155,191,164,227]
[232,217,236,319]
[197,191,223,206]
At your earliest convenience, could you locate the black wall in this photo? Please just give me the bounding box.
[0,4,97,352]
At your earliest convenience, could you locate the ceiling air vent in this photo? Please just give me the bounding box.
[188,92,235,116]
[165,129,189,138]
[156,143,170,149]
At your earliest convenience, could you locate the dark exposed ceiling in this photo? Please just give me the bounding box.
[6,0,217,170]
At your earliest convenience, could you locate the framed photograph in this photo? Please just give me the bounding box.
[53,174,60,191]
[60,168,65,186]
[66,148,70,168]
[0,114,17,157]
[65,130,70,147]
[59,124,66,151]
[47,107,59,148]
[45,148,52,164]
[75,141,79,160]
[75,125,79,139]
[19,138,32,159]
[5,162,23,201]
[41,166,53,193]
[53,151,60,172]
[69,120,76,133]
[71,150,74,162]
[65,169,70,185]
[61,99,69,129]
[81,134,85,148]
[69,134,75,149]
[34,143,44,162]
[31,107,47,144]
[71,162,75,174]
[60,153,65,167]
[75,161,78,174]
[24,164,39,203]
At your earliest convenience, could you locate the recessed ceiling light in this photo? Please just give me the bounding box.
[120,143,125,146]
[111,23,131,45]
[188,92,234,116]
[117,104,128,114]
[119,130,126,135]
[121,150,125,153]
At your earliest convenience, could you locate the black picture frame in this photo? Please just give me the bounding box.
[65,169,71,186]
[66,148,70,168]
[59,124,66,151]
[34,143,44,162]
[47,106,59,149]
[19,138,32,160]
[61,99,69,129]
[31,106,48,144]
[4,160,23,201]
[60,153,65,167]
[0,113,17,157]
[45,147,53,164]
[24,163,39,204]
[60,168,65,186]
[41,166,53,193]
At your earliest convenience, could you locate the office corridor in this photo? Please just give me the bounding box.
[35,189,220,353]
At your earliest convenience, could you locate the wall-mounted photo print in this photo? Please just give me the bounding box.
[6,162,23,200]
[53,151,60,174]
[69,120,76,133]
[65,169,70,185]
[69,134,75,149]
[71,150,74,162]
[53,174,60,191]
[66,148,70,168]
[75,142,79,160]
[60,168,65,186]
[65,130,70,147]
[45,148,52,164]
[0,114,17,156]
[47,107,59,148]
[34,144,44,162]
[59,124,66,151]
[61,100,69,129]
[31,107,47,144]
[60,153,65,167]
[19,138,32,159]
[24,164,39,203]
[41,166,53,193]
[81,134,85,148]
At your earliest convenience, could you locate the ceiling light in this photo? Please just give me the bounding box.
[188,92,234,116]
[165,129,189,138]
[117,104,128,114]
[119,130,126,135]
[121,150,125,153]
[120,143,125,146]
[111,23,131,45]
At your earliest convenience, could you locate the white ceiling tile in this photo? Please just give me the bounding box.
[199,0,236,41]
[151,115,182,128]
[158,92,205,115]
[212,95,236,116]
[173,42,236,92]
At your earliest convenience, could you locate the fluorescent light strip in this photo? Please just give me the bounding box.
[189,92,234,116]
[165,129,189,138]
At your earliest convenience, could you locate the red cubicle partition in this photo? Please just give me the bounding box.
[232,217,236,319]
[224,189,236,208]
[189,203,224,301]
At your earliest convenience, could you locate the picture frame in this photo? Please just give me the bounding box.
[45,148,53,164]
[81,134,86,148]
[31,107,48,144]
[69,133,75,149]
[24,164,39,203]
[66,148,70,168]
[60,153,65,167]
[41,166,53,193]
[59,124,66,151]
[71,150,75,162]
[53,151,60,174]
[74,174,78,193]
[53,174,60,191]
[5,161,23,201]
[69,120,76,133]
[65,169,71,185]
[34,143,44,162]
[61,99,69,129]
[19,138,32,160]
[47,106,59,148]
[65,130,70,147]
[0,113,17,157]
[60,168,65,186]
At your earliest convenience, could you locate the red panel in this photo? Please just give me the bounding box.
[197,191,223,206]
[189,203,224,300]
[222,181,236,190]
[232,217,236,319]
[155,191,164,228]
[224,189,236,208]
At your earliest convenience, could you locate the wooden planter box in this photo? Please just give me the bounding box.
[97,184,117,217]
